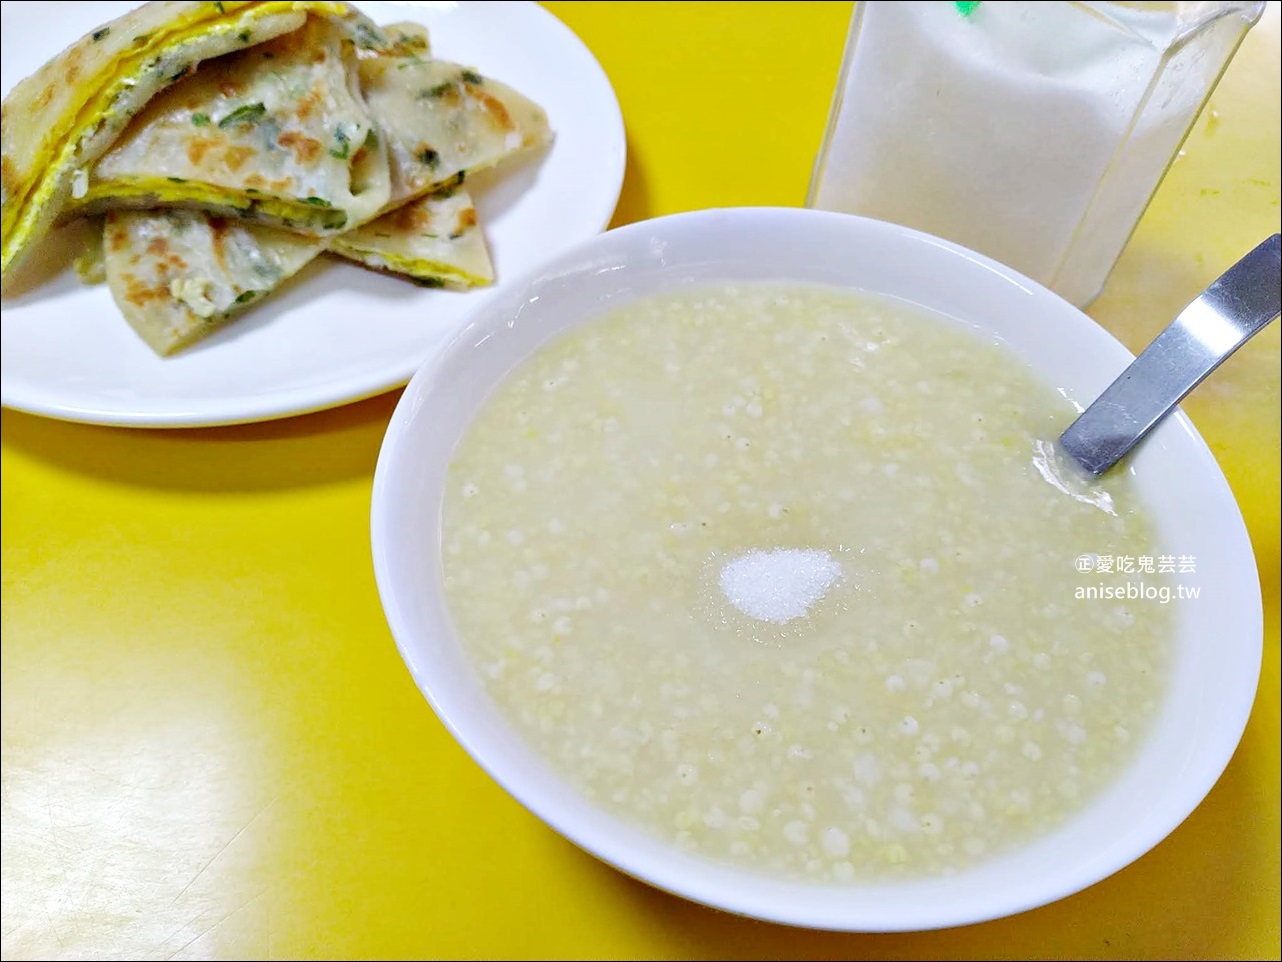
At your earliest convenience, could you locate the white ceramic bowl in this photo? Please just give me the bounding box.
[370,208,1262,931]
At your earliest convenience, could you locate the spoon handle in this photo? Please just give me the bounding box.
[1059,234,1281,475]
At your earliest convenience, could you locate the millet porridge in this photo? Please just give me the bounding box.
[440,283,1172,882]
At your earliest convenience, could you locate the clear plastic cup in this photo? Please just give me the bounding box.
[808,1,1266,307]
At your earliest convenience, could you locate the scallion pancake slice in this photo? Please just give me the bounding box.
[102,207,321,355]
[330,183,492,288]
[358,55,551,205]
[103,184,492,355]
[79,15,392,236]
[1,1,363,286]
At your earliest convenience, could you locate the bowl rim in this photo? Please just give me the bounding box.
[370,206,1263,931]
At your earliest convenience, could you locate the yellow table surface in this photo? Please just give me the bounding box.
[2,2,1279,959]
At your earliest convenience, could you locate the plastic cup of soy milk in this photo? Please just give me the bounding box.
[808,1,1265,307]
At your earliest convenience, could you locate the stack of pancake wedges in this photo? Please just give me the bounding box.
[0,2,551,354]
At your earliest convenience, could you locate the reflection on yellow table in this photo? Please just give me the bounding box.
[2,2,1278,959]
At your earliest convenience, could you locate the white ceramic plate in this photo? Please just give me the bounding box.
[0,0,625,427]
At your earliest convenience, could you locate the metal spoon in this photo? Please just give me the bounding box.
[1058,234,1281,475]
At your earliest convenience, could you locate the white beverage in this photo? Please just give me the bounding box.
[811,1,1261,306]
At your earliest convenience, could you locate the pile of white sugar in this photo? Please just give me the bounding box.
[718,548,841,624]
